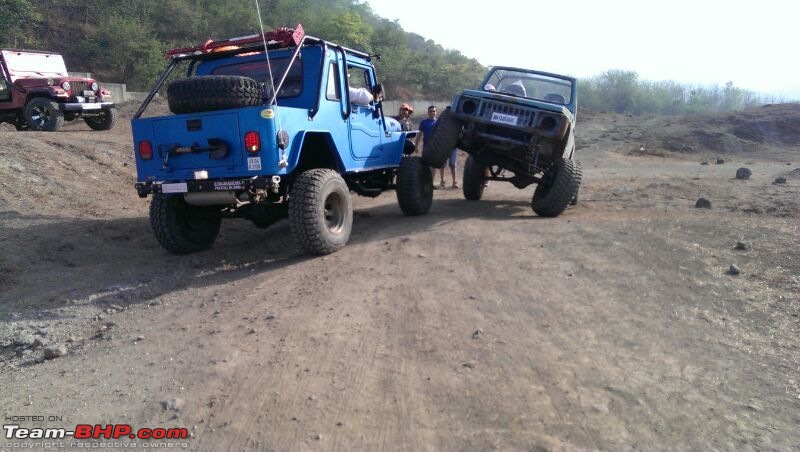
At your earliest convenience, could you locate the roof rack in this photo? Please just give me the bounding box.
[165,24,305,58]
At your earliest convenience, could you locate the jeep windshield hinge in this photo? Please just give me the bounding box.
[337,45,351,120]
[308,40,327,119]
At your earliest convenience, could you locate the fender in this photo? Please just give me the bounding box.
[287,130,346,173]
[24,88,62,104]
[379,130,417,157]
[559,125,576,160]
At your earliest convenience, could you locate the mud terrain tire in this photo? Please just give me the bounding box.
[167,75,262,114]
[462,155,486,201]
[150,193,221,254]
[289,169,353,255]
[422,108,461,168]
[396,156,433,215]
[84,108,118,131]
[531,158,582,217]
[24,97,64,131]
[571,187,579,205]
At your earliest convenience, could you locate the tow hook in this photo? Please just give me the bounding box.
[270,175,281,193]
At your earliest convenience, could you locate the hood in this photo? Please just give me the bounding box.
[385,116,403,132]
[13,76,97,89]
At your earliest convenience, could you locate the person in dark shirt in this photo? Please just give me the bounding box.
[394,103,414,131]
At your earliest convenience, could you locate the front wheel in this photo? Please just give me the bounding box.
[462,155,486,201]
[149,193,221,254]
[84,108,118,131]
[289,169,353,255]
[396,156,433,215]
[531,159,582,217]
[24,98,64,131]
[421,108,461,168]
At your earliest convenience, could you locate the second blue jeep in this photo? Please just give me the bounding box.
[132,25,432,255]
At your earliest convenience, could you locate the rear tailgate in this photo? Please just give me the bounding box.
[151,112,244,170]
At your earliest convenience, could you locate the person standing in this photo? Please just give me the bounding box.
[415,105,439,183]
[415,105,458,189]
[414,105,458,188]
[394,103,414,131]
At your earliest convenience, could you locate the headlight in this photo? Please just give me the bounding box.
[47,78,54,86]
[91,82,99,92]
[61,81,71,91]
[539,115,558,131]
[461,99,478,115]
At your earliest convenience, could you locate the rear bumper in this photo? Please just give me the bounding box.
[60,101,115,112]
[135,177,273,198]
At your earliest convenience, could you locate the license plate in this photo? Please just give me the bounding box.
[490,112,518,125]
[82,103,101,110]
[161,183,188,194]
[76,96,85,103]
[247,157,262,171]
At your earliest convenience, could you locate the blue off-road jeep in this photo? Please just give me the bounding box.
[423,67,581,217]
[132,25,432,255]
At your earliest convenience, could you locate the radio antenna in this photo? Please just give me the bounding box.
[254,0,276,107]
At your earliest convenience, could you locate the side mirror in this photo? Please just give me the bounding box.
[372,84,384,102]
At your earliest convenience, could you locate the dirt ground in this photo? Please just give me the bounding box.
[1,103,799,450]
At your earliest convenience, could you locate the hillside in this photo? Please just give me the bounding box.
[1,0,484,99]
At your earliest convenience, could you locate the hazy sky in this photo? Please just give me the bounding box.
[365,0,799,99]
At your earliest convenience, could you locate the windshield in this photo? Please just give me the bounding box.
[210,57,303,99]
[483,69,573,105]
[1,51,68,77]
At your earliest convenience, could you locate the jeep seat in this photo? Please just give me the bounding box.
[544,93,566,104]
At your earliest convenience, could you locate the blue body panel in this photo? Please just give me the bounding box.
[132,44,409,184]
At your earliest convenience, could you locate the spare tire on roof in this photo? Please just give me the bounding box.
[167,75,262,114]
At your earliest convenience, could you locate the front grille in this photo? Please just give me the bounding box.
[478,101,536,127]
[70,81,90,96]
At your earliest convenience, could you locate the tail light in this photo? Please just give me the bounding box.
[139,141,153,160]
[244,131,260,153]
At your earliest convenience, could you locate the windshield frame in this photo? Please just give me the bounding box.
[480,66,576,110]
[1,50,68,79]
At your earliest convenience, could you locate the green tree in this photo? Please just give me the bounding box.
[319,11,372,51]
[0,0,41,48]
[81,14,163,89]
[595,69,639,113]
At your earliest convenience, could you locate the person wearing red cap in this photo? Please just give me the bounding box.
[394,103,414,131]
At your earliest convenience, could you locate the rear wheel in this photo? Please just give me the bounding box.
[24,98,64,131]
[421,108,461,168]
[462,155,486,201]
[149,193,221,254]
[289,169,353,255]
[531,158,582,217]
[396,156,433,215]
[84,108,118,131]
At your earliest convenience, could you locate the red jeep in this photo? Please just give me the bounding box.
[0,49,117,131]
